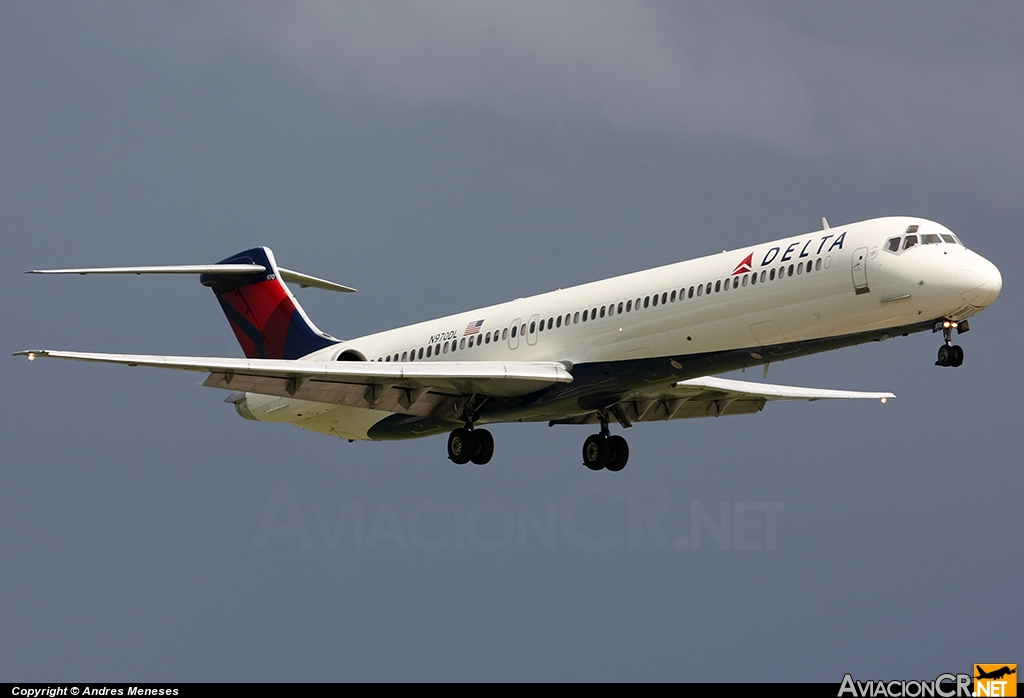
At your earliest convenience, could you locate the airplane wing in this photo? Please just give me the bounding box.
[14,349,572,418]
[551,374,893,425]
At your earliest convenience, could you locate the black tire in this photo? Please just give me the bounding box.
[470,428,494,465]
[582,434,609,470]
[951,345,964,367]
[448,428,475,465]
[606,435,629,472]
[936,345,951,367]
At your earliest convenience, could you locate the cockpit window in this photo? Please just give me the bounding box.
[902,235,918,250]
[921,233,941,244]
[885,237,901,253]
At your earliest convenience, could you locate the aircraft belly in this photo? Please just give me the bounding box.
[293,404,395,441]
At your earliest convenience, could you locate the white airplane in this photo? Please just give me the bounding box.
[16,216,1001,471]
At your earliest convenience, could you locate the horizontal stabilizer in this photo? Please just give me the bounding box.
[277,268,356,293]
[27,264,265,275]
[26,263,355,292]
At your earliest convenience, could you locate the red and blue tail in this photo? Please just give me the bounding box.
[200,247,339,360]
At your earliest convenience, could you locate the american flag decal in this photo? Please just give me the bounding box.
[463,320,484,336]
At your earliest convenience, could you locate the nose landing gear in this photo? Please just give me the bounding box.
[935,319,965,368]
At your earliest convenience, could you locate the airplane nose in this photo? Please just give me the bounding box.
[957,256,1002,307]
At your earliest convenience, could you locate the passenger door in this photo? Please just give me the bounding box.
[851,247,870,294]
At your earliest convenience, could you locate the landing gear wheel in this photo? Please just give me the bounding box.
[447,428,476,465]
[606,435,629,472]
[582,434,610,471]
[936,345,952,367]
[470,428,494,465]
[951,345,964,367]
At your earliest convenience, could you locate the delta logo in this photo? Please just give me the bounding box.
[975,664,1017,697]
[731,253,753,275]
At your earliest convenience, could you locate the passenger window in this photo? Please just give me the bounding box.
[705,282,712,295]
[485,332,491,343]
[418,347,424,359]
[385,356,390,362]
[635,297,641,309]
[547,318,553,330]
[582,310,588,322]
[770,269,776,281]
[797,263,802,275]
[565,314,571,325]
[713,280,719,293]
[759,270,766,283]
[806,261,812,273]
[661,292,667,304]
[511,325,517,338]
[696,285,702,297]
[556,315,562,328]
[606,305,612,317]
[538,321,544,332]
[442,343,447,354]
[591,307,597,318]
[573,312,580,324]
[885,237,901,252]
[501,328,507,340]
[625,301,632,312]
[460,338,466,350]
[652,294,658,307]
[788,264,794,277]
[644,296,650,308]
[815,258,822,271]
[617,302,623,314]
[903,235,918,249]
[688,286,694,298]
[521,325,527,335]
[742,275,748,287]
[402,351,408,361]
[670,290,676,302]
[450,341,457,353]
[426,346,432,358]
[468,337,474,347]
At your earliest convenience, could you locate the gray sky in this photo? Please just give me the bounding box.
[2,1,1020,681]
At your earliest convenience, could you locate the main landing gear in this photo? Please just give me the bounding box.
[935,319,965,368]
[447,427,494,466]
[582,421,629,472]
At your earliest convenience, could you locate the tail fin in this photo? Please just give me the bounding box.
[200,247,339,360]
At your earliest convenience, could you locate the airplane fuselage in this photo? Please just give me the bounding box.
[233,216,1001,440]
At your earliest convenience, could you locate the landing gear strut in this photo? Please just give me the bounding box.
[582,419,629,472]
[447,427,494,465]
[935,320,965,368]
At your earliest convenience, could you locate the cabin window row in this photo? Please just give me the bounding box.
[372,258,828,361]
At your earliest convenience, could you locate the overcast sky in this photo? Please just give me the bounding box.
[2,1,1020,682]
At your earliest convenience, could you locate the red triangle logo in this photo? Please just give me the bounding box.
[732,252,753,275]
